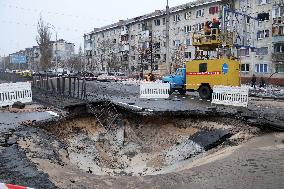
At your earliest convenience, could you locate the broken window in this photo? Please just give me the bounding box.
[199,63,207,72]
[257,13,270,21]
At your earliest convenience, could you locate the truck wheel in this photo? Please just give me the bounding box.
[199,85,212,99]
[178,89,186,95]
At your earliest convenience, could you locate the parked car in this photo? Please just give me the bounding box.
[79,72,97,81]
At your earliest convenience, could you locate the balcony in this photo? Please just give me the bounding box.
[272,35,284,43]
[272,52,284,61]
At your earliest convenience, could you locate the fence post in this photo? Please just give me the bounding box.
[62,76,65,95]
[77,77,80,98]
[73,77,76,97]
[68,75,71,96]
[46,75,49,91]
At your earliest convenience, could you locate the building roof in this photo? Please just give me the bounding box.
[86,0,221,35]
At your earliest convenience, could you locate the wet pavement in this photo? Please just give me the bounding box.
[0,110,59,188]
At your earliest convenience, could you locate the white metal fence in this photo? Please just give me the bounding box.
[212,85,249,107]
[0,82,32,107]
[140,82,170,99]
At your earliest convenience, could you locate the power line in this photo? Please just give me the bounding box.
[0,2,112,23]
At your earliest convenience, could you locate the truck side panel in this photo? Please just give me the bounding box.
[185,58,240,91]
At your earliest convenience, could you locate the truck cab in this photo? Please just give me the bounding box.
[162,68,186,95]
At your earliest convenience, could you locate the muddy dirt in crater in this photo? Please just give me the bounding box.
[18,114,259,178]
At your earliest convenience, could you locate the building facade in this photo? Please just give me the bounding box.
[84,0,284,85]
[234,0,284,85]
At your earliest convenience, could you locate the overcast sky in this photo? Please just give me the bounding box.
[0,0,193,56]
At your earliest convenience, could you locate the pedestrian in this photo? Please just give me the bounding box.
[251,74,256,88]
[259,77,266,88]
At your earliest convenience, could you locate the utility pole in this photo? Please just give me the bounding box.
[166,0,171,74]
[150,32,153,74]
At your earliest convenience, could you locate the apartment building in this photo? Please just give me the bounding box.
[84,0,224,75]
[51,39,75,64]
[233,0,284,85]
[84,0,284,85]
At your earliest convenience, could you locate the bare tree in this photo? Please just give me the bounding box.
[98,39,121,73]
[36,16,52,71]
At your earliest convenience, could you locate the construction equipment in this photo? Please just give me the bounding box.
[162,11,240,99]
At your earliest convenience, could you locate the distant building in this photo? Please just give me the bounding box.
[51,39,75,64]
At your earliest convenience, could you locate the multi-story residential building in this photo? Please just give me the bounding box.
[234,0,284,85]
[51,39,75,66]
[84,0,224,76]
[84,0,284,85]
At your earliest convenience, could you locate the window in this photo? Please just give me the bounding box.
[173,14,181,22]
[209,6,219,14]
[154,65,159,70]
[196,9,204,18]
[276,64,284,73]
[255,64,268,73]
[184,12,191,20]
[184,52,191,59]
[272,26,284,36]
[131,56,136,60]
[163,17,166,25]
[138,24,141,30]
[154,42,161,49]
[257,13,270,21]
[113,39,116,44]
[144,65,148,70]
[257,30,269,39]
[184,25,191,33]
[154,19,160,26]
[173,40,180,47]
[241,64,250,72]
[155,54,161,59]
[258,0,271,5]
[131,35,134,40]
[240,48,249,56]
[199,63,207,72]
[274,44,284,53]
[256,47,268,55]
[185,39,191,46]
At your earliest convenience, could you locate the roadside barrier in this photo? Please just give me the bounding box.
[0,82,32,107]
[0,183,34,189]
[140,82,170,99]
[212,85,249,107]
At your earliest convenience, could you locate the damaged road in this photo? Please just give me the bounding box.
[0,80,283,189]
